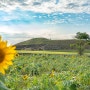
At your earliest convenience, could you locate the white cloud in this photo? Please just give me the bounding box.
[0,25,21,33]
[0,32,75,44]
[0,0,90,13]
[0,24,75,44]
[0,23,89,44]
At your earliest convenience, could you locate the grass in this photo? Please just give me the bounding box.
[18,50,77,55]
[18,50,90,56]
[5,52,90,90]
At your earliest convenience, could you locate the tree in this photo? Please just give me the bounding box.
[75,32,90,40]
[71,32,90,56]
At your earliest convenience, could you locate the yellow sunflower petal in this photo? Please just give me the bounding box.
[5,61,13,65]
[0,41,7,49]
[0,36,17,74]
[3,65,8,70]
[0,67,5,74]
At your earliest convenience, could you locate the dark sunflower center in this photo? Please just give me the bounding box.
[0,49,5,63]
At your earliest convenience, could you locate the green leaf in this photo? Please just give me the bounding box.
[0,81,9,90]
[0,73,5,82]
[61,87,67,90]
[69,84,77,90]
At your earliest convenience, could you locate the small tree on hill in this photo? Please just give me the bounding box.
[71,32,90,56]
[75,32,90,40]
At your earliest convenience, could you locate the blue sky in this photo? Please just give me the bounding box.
[0,0,90,44]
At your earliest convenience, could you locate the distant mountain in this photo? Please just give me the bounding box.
[15,38,90,50]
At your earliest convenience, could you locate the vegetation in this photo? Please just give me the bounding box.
[0,36,16,90]
[75,32,90,40]
[15,38,90,50]
[71,32,90,55]
[17,50,90,56]
[5,53,90,90]
[16,38,50,45]
[0,32,90,90]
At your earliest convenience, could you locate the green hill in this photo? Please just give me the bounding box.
[15,38,90,50]
[16,38,50,45]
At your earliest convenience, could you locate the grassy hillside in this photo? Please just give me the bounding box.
[16,38,76,45]
[15,38,90,50]
[16,38,50,45]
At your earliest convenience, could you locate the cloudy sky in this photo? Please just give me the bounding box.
[0,0,90,44]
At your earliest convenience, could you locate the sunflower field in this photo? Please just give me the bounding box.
[3,53,90,90]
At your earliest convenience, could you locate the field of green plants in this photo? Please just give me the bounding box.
[5,53,90,90]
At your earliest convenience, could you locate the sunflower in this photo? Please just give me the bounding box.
[0,36,16,74]
[22,74,28,80]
